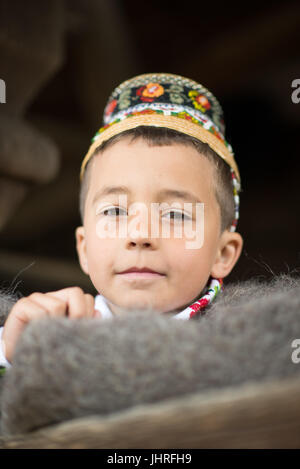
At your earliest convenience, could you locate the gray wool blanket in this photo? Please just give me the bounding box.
[0,273,300,436]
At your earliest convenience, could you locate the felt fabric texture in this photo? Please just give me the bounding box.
[0,273,300,436]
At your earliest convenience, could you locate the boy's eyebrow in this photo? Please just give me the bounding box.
[92,185,202,205]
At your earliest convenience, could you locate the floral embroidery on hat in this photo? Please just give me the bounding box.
[208,126,223,141]
[189,90,211,113]
[169,84,184,93]
[118,89,132,110]
[176,111,200,125]
[169,92,184,104]
[168,83,185,104]
[128,109,158,117]
[137,83,165,102]
[104,99,118,120]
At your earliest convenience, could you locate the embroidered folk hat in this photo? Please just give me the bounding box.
[80,73,241,231]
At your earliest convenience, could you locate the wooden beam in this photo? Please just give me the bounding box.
[1,376,300,448]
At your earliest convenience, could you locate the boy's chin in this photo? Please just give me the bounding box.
[112,303,185,317]
[120,304,162,317]
[108,298,163,317]
[126,308,160,317]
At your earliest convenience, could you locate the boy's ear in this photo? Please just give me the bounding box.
[75,226,89,275]
[210,230,243,279]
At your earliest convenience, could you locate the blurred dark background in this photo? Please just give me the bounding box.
[0,0,299,297]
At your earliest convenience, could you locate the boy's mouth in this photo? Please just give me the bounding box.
[116,266,166,278]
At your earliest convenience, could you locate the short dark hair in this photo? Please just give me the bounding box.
[79,127,239,233]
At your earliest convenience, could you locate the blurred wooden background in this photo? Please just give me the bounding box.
[0,0,299,297]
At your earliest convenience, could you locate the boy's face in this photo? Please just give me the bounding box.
[76,136,243,316]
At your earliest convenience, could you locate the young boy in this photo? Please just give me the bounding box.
[0,73,243,366]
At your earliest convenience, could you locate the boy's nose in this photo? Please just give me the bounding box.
[128,239,152,248]
[125,204,159,248]
[126,224,157,249]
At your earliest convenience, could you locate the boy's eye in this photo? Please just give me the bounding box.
[97,207,192,221]
[162,210,191,221]
[99,206,127,217]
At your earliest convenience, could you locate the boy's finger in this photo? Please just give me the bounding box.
[46,287,86,318]
[52,287,94,319]
[29,292,68,317]
[11,298,51,323]
[45,291,95,318]
[45,287,83,302]
[84,294,96,318]
[3,299,52,363]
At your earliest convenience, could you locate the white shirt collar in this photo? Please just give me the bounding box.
[94,293,194,321]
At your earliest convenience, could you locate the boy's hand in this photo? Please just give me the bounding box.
[2,287,101,364]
